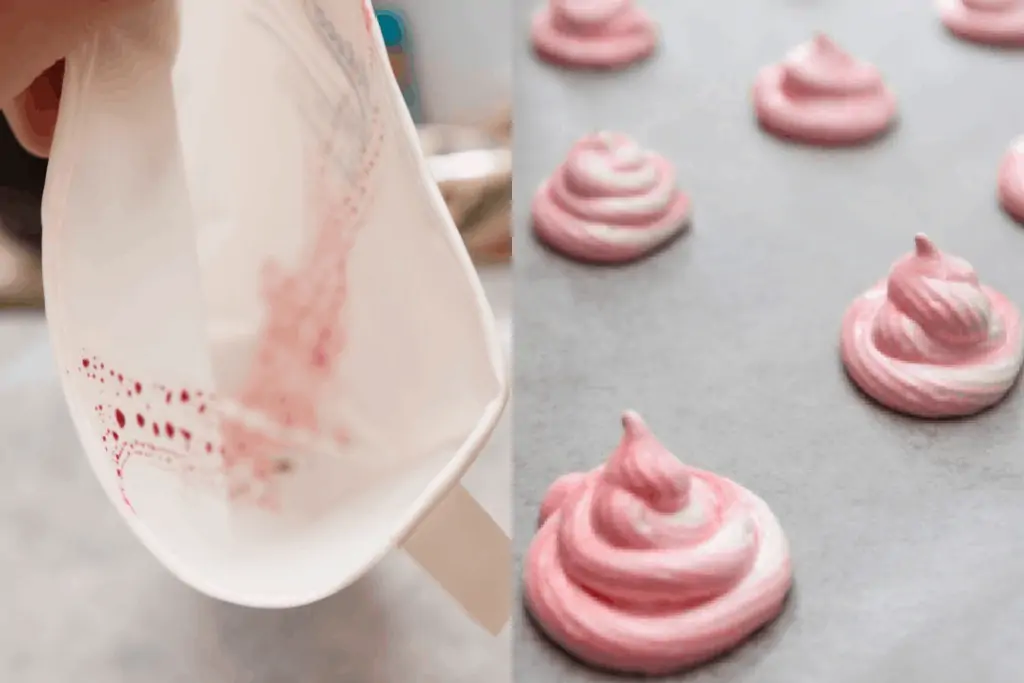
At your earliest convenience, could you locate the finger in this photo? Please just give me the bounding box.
[3,60,64,158]
[0,0,137,104]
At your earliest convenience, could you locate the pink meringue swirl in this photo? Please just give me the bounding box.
[998,137,1024,223]
[939,0,1024,46]
[841,234,1024,418]
[523,411,792,675]
[531,0,657,70]
[753,34,897,146]
[531,132,692,263]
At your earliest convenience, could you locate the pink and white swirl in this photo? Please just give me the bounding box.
[531,0,657,70]
[531,132,692,263]
[753,34,897,146]
[841,234,1024,418]
[523,411,792,675]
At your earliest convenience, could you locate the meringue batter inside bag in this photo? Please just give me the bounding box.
[41,0,509,619]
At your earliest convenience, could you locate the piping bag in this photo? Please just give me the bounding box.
[40,0,510,633]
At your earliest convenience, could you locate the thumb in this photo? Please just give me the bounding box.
[3,60,65,159]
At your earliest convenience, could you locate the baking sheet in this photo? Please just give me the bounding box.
[512,2,1024,681]
[0,265,511,683]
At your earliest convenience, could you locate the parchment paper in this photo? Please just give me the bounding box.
[513,2,1024,681]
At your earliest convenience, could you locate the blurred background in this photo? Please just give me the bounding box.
[0,117,45,307]
[385,0,514,264]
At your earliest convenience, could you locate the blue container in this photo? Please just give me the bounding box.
[375,8,423,123]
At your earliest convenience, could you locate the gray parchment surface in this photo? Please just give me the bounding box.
[0,265,511,683]
[513,2,1024,682]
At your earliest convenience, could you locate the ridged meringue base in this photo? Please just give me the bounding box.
[531,8,657,69]
[753,65,898,146]
[938,0,1024,47]
[841,284,1024,418]
[524,469,791,675]
[532,185,690,263]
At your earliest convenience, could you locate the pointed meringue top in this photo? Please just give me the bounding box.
[914,233,938,258]
[602,411,690,513]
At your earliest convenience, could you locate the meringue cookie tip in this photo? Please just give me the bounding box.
[620,409,646,433]
[914,233,937,257]
[811,32,838,50]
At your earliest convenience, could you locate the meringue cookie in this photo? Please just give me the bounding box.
[531,132,691,263]
[939,0,1024,46]
[998,137,1024,223]
[753,34,898,146]
[523,411,792,675]
[841,234,1024,418]
[531,0,657,70]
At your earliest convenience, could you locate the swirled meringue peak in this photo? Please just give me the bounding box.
[523,411,792,675]
[531,0,657,70]
[841,234,1024,418]
[939,0,1024,46]
[753,34,897,146]
[531,132,691,263]
[998,137,1024,223]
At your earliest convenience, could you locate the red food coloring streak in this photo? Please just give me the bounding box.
[212,73,383,504]
[84,372,221,510]
[72,40,382,510]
